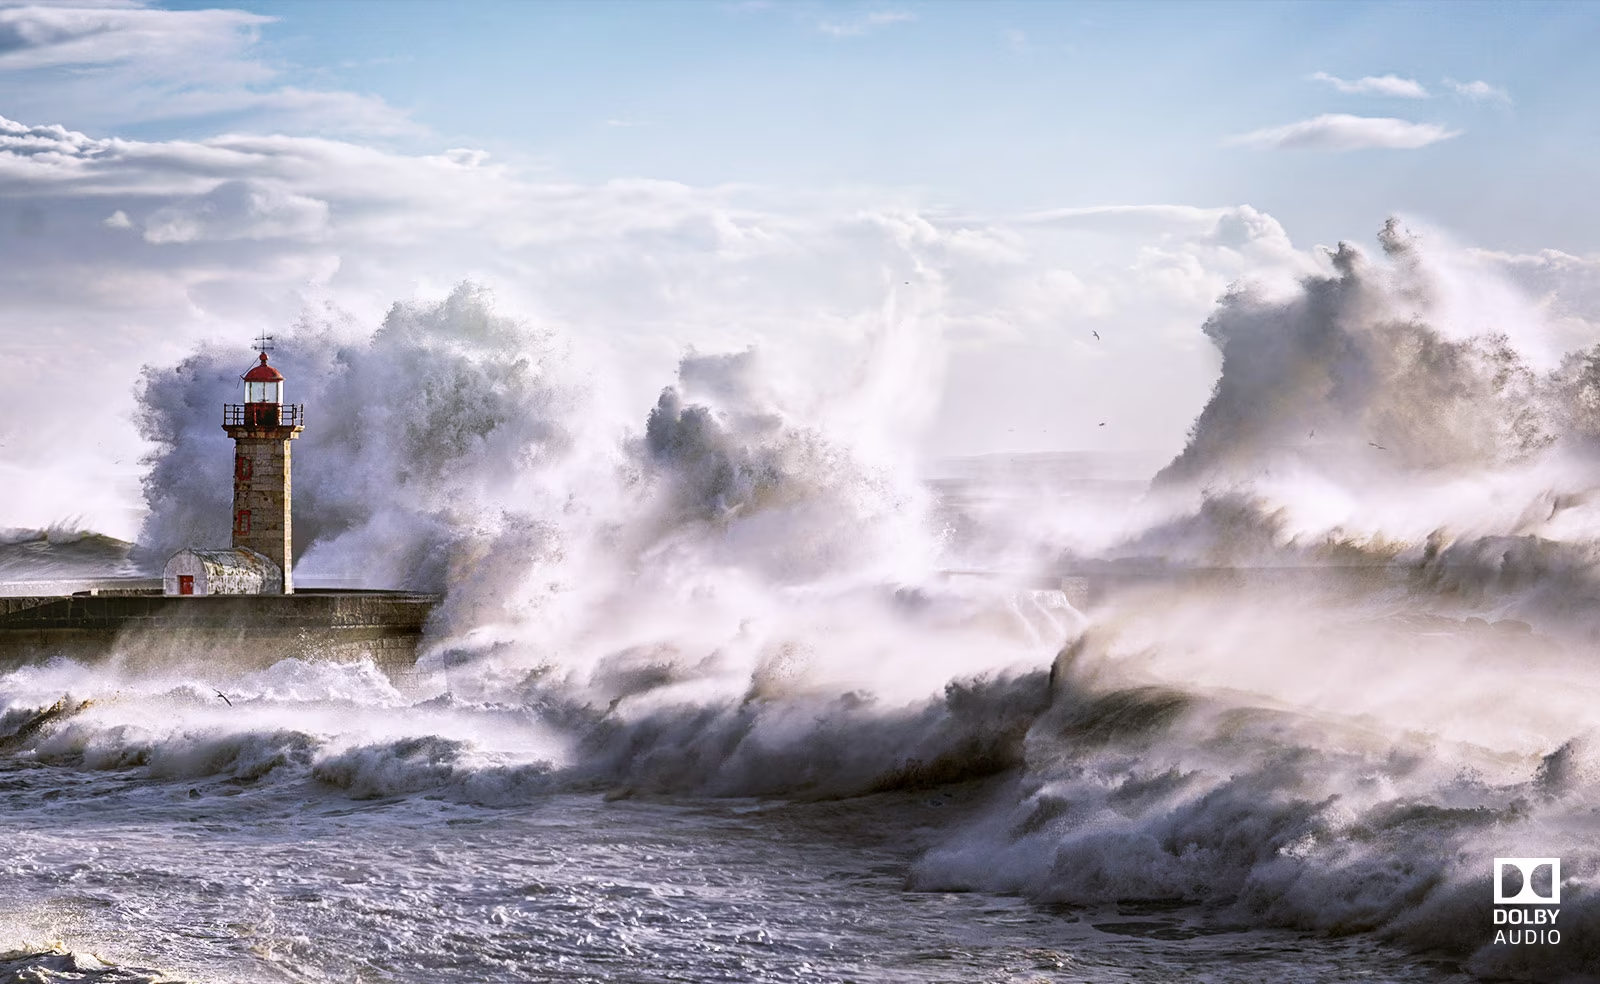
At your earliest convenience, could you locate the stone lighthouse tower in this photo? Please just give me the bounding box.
[221,344,304,594]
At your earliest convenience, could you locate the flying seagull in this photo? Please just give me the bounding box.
[1099,422,1106,427]
[214,690,232,707]
[1368,442,1387,451]
[1092,331,1100,340]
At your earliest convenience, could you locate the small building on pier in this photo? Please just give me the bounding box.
[162,547,282,596]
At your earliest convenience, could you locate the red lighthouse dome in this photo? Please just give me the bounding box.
[242,352,284,404]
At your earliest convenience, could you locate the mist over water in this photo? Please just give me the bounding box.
[8,224,1600,980]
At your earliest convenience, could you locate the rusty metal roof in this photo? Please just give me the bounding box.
[241,352,284,382]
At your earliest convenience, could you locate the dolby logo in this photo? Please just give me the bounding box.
[1493,857,1562,946]
[1495,858,1560,905]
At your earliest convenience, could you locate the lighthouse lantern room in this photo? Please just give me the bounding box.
[244,354,282,404]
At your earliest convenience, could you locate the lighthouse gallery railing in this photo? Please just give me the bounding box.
[223,404,305,428]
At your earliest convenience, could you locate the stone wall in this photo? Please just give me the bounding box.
[0,591,439,683]
[231,436,295,591]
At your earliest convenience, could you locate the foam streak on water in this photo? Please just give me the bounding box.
[0,755,1462,984]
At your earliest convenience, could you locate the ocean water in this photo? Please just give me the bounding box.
[0,660,1470,984]
[9,229,1600,982]
[0,578,1590,984]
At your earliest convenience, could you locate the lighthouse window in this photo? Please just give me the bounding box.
[235,509,251,535]
[235,456,253,481]
[245,380,281,404]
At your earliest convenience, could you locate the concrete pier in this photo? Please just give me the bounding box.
[0,589,439,679]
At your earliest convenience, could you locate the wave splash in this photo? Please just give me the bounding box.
[9,223,1600,979]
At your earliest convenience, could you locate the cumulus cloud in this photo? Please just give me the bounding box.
[0,2,417,135]
[0,4,271,74]
[1448,78,1511,102]
[816,10,915,37]
[1311,72,1429,98]
[1228,114,1461,151]
[1019,204,1241,234]
[141,180,330,244]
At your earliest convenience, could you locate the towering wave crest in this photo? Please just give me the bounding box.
[1159,219,1556,486]
[1123,221,1600,640]
[636,348,931,585]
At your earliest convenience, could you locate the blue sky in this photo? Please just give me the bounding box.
[135,0,1594,252]
[1,0,1598,536]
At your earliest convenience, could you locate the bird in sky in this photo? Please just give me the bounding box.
[214,690,232,707]
[1369,442,1387,451]
[1092,331,1101,340]
[1099,422,1106,427]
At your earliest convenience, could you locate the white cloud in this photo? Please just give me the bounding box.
[142,180,331,244]
[1229,114,1461,151]
[0,2,418,136]
[442,148,491,166]
[1448,78,1511,102]
[817,10,914,37]
[1311,72,1430,98]
[0,4,271,75]
[1018,204,1232,232]
[103,209,132,229]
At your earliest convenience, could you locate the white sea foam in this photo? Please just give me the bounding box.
[8,223,1600,979]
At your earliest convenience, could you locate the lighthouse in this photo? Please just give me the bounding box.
[220,345,305,593]
[17,337,437,671]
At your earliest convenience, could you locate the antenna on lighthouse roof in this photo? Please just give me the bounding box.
[254,332,275,355]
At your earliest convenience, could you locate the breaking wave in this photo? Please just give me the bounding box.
[11,221,1600,979]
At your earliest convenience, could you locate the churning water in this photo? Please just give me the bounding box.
[0,669,1467,984]
[6,226,1600,982]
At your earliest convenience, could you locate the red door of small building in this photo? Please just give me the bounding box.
[178,575,194,595]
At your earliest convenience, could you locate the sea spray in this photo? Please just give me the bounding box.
[909,225,1600,980]
[1156,219,1556,488]
[17,222,1600,981]
[133,283,602,596]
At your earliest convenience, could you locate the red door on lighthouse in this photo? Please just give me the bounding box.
[178,575,195,595]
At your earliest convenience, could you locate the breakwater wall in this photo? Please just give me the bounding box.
[0,590,439,679]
